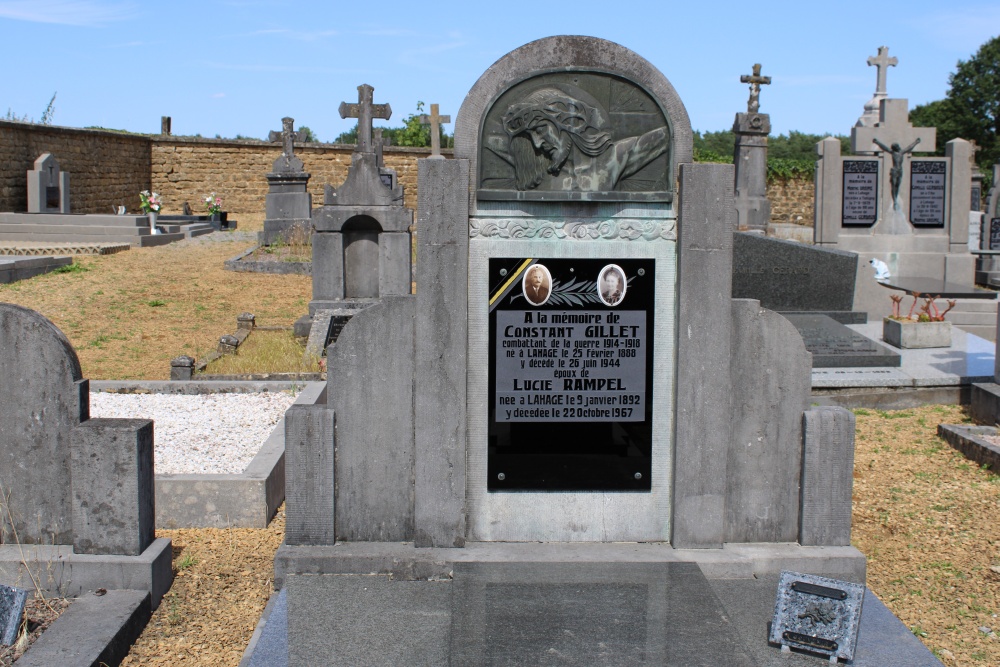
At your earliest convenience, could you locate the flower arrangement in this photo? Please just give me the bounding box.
[204,192,222,216]
[139,190,162,214]
[889,293,956,322]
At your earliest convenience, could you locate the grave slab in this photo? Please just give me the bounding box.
[782,314,900,368]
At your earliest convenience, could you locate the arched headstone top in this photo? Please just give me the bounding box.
[0,303,82,381]
[455,35,692,207]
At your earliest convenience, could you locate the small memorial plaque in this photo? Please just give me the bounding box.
[488,257,654,491]
[770,571,865,662]
[990,218,1000,251]
[971,185,981,213]
[909,161,947,227]
[841,160,878,226]
[0,584,28,646]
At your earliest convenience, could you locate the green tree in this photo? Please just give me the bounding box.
[297,125,318,143]
[334,102,452,148]
[910,35,1000,172]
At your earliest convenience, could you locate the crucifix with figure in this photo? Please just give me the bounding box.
[417,103,450,158]
[339,84,392,154]
[740,63,771,114]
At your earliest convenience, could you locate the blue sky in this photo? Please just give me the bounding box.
[1,1,997,142]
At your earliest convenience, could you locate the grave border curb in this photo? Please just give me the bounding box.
[90,380,326,528]
[937,423,1000,471]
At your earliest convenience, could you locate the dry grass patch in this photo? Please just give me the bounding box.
[204,329,320,375]
[0,232,311,380]
[853,404,1000,665]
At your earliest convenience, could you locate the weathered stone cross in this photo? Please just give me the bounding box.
[740,64,771,114]
[867,46,897,96]
[339,84,392,154]
[417,103,450,158]
[268,117,307,158]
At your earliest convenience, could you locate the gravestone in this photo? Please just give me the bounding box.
[262,117,312,245]
[733,63,772,233]
[977,164,1000,285]
[310,84,412,311]
[276,36,864,666]
[26,153,70,214]
[417,103,450,158]
[0,303,171,606]
[815,47,976,323]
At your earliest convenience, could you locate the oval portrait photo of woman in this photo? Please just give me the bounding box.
[598,264,626,306]
[522,263,552,306]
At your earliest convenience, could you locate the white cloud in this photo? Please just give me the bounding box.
[212,92,226,98]
[398,40,467,68]
[0,0,136,26]
[245,27,338,41]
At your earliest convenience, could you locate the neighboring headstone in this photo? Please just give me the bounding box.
[26,153,70,214]
[781,314,900,367]
[855,46,896,128]
[262,117,312,245]
[310,84,411,311]
[815,48,977,323]
[0,303,171,605]
[160,116,171,136]
[417,103,450,159]
[733,64,772,233]
[977,164,1000,285]
[0,584,27,646]
[770,571,865,662]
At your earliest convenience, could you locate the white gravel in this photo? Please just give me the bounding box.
[90,391,299,475]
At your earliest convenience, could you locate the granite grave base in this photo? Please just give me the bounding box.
[781,314,900,368]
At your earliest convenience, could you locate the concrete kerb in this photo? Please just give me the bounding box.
[937,423,1000,472]
[224,246,311,275]
[90,380,326,529]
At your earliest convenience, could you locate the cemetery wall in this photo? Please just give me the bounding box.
[767,177,814,226]
[0,122,815,224]
[151,138,440,214]
[0,120,151,214]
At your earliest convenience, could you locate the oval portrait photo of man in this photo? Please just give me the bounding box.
[598,264,627,306]
[522,263,552,306]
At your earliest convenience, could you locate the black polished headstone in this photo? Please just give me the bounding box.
[733,233,858,314]
[781,314,900,368]
[909,161,947,227]
[990,218,1000,251]
[450,561,754,667]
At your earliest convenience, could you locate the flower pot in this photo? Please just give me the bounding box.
[882,318,951,349]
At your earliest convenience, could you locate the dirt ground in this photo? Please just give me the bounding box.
[1,231,998,664]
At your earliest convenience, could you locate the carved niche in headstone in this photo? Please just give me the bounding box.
[478,73,673,201]
[27,153,70,214]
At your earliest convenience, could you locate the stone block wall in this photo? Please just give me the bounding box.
[0,121,151,214]
[0,121,815,224]
[767,177,814,226]
[152,138,437,215]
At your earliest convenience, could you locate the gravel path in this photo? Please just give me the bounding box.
[90,391,299,474]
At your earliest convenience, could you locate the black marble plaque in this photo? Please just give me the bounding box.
[479,72,673,202]
[909,161,947,227]
[971,185,981,212]
[770,571,865,662]
[732,233,857,313]
[990,218,1000,251]
[781,314,900,368]
[488,257,655,491]
[842,160,879,226]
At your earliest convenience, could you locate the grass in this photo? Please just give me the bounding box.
[202,329,320,375]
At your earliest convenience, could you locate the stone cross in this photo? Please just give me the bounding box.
[852,98,935,155]
[417,103,451,158]
[339,84,392,154]
[374,128,391,169]
[740,64,771,114]
[268,117,307,158]
[867,46,897,96]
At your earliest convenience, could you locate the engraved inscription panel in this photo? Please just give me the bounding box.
[841,160,878,226]
[479,72,672,202]
[909,160,947,227]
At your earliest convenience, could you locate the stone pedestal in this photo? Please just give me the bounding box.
[732,112,771,233]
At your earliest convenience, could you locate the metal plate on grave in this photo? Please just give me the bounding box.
[478,72,673,202]
[990,218,1000,251]
[781,314,900,368]
[488,257,654,491]
[841,160,878,226]
[909,160,947,227]
[769,570,865,661]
